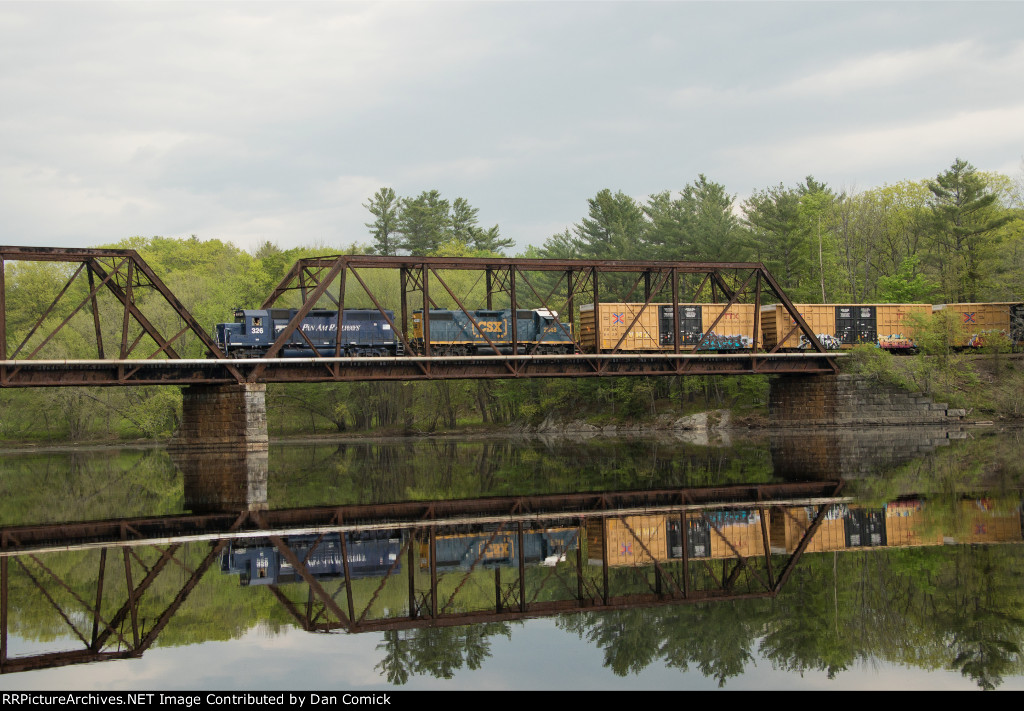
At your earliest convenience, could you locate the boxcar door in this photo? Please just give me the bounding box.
[843,509,887,547]
[835,306,877,345]
[659,305,703,346]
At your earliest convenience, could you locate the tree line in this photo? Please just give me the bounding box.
[528,158,1022,305]
[0,158,1021,441]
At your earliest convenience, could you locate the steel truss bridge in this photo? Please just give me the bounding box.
[0,481,846,674]
[0,247,837,387]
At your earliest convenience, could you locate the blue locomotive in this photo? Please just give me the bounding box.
[221,532,402,586]
[220,528,580,586]
[412,308,574,355]
[214,308,400,357]
[420,527,580,571]
[214,306,574,357]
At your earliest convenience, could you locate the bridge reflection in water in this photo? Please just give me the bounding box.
[3,481,1022,676]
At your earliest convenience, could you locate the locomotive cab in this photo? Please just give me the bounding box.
[215,309,274,356]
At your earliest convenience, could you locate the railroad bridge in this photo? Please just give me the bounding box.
[0,246,838,448]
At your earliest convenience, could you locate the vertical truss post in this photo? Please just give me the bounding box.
[494,566,502,612]
[644,271,651,301]
[400,268,409,342]
[510,267,518,358]
[486,268,493,310]
[86,268,105,359]
[90,549,107,649]
[517,522,526,613]
[119,260,133,360]
[758,505,774,588]
[429,527,438,618]
[122,548,140,647]
[600,518,609,605]
[407,532,417,620]
[679,512,690,598]
[299,269,308,304]
[421,264,431,358]
[671,269,680,354]
[753,271,762,354]
[575,523,584,602]
[591,267,600,363]
[338,533,356,624]
[333,265,347,360]
[566,270,574,337]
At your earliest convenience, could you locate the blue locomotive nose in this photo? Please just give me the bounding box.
[215,322,244,346]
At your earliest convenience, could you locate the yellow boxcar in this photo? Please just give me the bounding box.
[586,515,668,566]
[769,505,848,553]
[932,302,1024,347]
[759,303,931,351]
[956,500,1023,543]
[701,509,769,559]
[579,302,756,353]
[884,500,943,548]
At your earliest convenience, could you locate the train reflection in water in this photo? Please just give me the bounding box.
[220,528,582,586]
[219,499,1023,589]
[222,532,403,586]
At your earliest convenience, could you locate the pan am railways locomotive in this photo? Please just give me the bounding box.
[215,308,401,357]
[214,307,574,357]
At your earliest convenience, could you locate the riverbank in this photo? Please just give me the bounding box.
[1,351,1020,448]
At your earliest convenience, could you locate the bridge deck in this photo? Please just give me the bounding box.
[0,352,840,386]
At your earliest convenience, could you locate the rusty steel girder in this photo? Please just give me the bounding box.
[0,246,241,387]
[249,255,836,382]
[1,249,838,386]
[0,481,846,673]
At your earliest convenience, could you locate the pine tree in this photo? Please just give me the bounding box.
[363,187,401,256]
[927,158,1012,301]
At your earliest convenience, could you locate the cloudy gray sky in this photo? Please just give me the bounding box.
[2,1,1022,253]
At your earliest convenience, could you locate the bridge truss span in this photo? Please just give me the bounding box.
[0,248,838,386]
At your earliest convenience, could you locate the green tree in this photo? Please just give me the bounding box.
[743,183,810,298]
[398,190,452,255]
[646,176,748,263]
[573,189,649,260]
[364,187,402,256]
[927,158,1013,301]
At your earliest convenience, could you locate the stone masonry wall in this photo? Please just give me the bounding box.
[768,374,967,427]
[172,383,268,452]
[770,426,964,479]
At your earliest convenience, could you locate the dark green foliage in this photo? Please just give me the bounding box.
[927,159,1014,302]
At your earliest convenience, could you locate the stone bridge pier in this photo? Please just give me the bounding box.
[170,384,269,513]
[768,373,967,427]
[173,383,268,451]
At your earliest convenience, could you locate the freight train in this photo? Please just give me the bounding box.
[213,301,1024,357]
[220,503,1021,585]
[589,499,1024,566]
[214,307,574,357]
[220,528,580,587]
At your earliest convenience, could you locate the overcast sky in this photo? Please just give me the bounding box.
[2,1,1022,254]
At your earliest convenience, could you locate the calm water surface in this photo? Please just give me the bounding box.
[1,427,1022,691]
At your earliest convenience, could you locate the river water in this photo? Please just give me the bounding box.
[0,426,1022,691]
